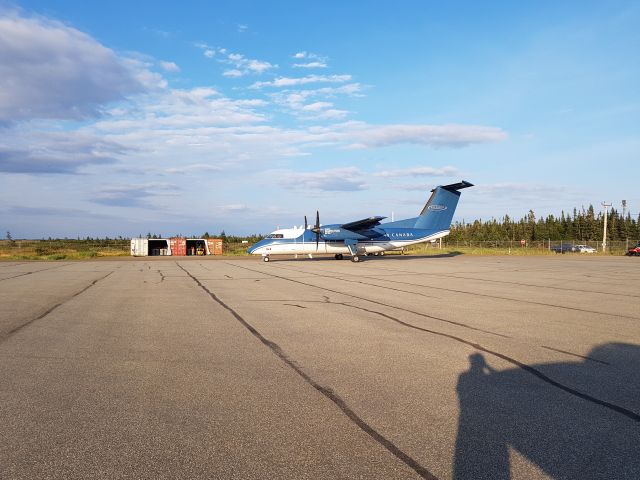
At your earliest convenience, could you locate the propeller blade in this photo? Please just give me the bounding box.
[304,215,308,230]
[315,210,320,251]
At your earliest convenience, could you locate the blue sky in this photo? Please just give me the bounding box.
[1,1,638,238]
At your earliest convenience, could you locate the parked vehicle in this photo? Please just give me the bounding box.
[551,244,577,254]
[575,244,597,253]
[627,243,640,256]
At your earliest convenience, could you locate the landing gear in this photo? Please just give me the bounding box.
[263,255,270,262]
[335,254,344,260]
[344,239,362,263]
[379,251,385,256]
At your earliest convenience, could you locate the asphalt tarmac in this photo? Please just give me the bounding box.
[1,255,639,479]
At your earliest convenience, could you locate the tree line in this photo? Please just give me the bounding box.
[448,206,639,242]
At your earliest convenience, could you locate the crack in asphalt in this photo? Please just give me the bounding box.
[0,263,70,283]
[276,262,640,321]
[224,261,640,424]
[243,262,511,338]
[176,262,438,480]
[0,271,114,343]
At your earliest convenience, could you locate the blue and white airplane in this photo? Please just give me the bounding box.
[248,180,473,262]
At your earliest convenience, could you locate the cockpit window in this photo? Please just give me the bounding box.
[266,234,284,239]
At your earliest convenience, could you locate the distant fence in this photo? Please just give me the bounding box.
[429,239,637,254]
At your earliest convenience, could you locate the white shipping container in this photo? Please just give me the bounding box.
[130,238,149,256]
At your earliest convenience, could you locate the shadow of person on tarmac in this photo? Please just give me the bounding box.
[454,344,640,479]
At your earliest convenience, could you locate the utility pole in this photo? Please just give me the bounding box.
[601,202,611,252]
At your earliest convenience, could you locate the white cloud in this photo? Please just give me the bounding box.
[374,166,460,178]
[310,109,349,120]
[293,62,328,69]
[247,59,273,73]
[195,42,216,58]
[0,12,146,123]
[470,183,569,200]
[270,83,364,113]
[0,131,129,174]
[93,182,179,207]
[165,164,221,175]
[251,74,352,89]
[217,203,249,213]
[342,123,508,149]
[291,51,325,61]
[159,60,180,72]
[237,24,248,33]
[279,167,368,192]
[217,51,276,77]
[223,69,243,78]
[301,102,334,112]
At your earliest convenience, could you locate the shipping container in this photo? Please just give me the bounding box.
[130,238,148,256]
[186,239,208,256]
[169,237,187,256]
[131,238,171,256]
[148,239,170,255]
[207,238,223,255]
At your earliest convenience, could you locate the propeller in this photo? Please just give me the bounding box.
[311,210,321,250]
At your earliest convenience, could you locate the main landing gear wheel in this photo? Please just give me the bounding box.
[263,256,270,262]
[351,255,360,263]
[335,254,344,260]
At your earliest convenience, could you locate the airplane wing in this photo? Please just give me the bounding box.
[340,216,386,232]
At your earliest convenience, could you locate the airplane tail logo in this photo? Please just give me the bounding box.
[427,204,448,211]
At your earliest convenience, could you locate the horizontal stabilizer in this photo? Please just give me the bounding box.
[431,180,474,192]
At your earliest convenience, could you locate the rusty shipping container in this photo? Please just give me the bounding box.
[207,238,223,255]
[169,237,187,256]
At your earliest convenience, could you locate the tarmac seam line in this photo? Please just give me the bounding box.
[0,263,70,283]
[227,261,640,423]
[335,299,640,424]
[0,271,114,343]
[360,262,640,299]
[233,262,510,338]
[176,262,438,480]
[276,262,640,321]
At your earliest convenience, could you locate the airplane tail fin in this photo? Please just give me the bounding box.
[413,181,473,230]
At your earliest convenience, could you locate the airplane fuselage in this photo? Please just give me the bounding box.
[248,225,449,256]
